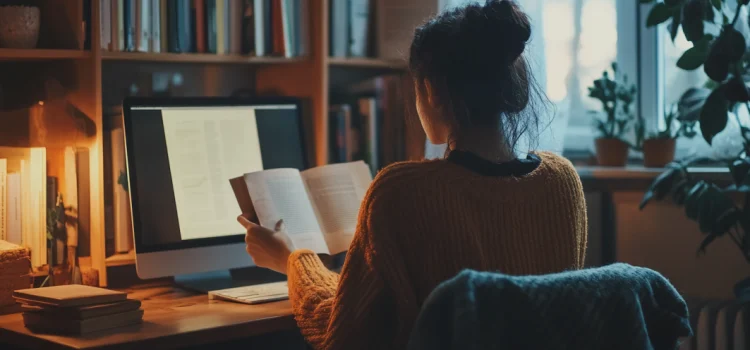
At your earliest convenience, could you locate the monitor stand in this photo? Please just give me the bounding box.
[174,267,286,293]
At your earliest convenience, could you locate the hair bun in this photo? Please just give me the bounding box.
[480,0,531,62]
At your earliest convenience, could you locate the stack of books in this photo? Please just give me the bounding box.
[12,285,143,335]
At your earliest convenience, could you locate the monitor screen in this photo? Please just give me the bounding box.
[124,98,307,253]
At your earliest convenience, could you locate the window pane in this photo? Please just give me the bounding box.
[543,0,618,129]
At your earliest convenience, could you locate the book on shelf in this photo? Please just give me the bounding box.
[349,0,370,57]
[76,148,91,257]
[102,0,304,57]
[329,0,350,57]
[230,161,373,257]
[0,159,5,241]
[110,127,133,254]
[0,147,46,268]
[6,172,22,245]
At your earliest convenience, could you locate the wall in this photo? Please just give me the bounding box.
[587,192,750,299]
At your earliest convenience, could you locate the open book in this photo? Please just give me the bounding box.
[230,161,373,255]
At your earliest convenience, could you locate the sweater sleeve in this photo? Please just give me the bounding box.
[286,172,402,350]
[286,231,393,349]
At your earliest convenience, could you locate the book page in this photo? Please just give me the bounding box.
[243,169,330,254]
[162,107,264,240]
[301,161,373,254]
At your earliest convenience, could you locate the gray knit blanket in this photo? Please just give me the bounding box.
[408,263,692,350]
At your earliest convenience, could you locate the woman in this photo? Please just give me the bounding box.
[238,1,587,349]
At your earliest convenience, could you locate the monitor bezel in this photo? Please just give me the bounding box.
[122,96,308,255]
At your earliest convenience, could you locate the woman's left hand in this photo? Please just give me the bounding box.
[237,216,295,274]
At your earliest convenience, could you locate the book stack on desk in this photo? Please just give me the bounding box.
[12,285,143,335]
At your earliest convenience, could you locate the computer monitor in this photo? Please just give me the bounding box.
[122,97,307,287]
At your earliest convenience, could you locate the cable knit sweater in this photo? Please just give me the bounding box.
[286,151,588,350]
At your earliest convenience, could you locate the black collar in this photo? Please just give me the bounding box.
[447,150,541,177]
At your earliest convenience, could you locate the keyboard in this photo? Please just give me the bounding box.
[208,281,289,305]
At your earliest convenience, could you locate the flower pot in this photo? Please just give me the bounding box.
[643,138,676,168]
[595,138,629,167]
[0,6,40,49]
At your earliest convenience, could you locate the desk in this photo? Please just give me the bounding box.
[0,282,300,350]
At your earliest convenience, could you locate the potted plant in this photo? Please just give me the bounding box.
[642,90,701,167]
[588,63,638,166]
[642,0,750,297]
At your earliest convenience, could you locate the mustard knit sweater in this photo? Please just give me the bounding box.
[286,151,588,350]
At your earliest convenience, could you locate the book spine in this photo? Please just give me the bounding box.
[168,0,178,52]
[241,0,255,55]
[136,0,151,52]
[111,0,120,51]
[295,0,303,57]
[151,0,161,52]
[280,0,291,57]
[160,0,168,52]
[100,0,111,50]
[349,0,369,57]
[264,0,272,55]
[125,0,136,51]
[34,149,47,267]
[195,0,206,53]
[117,0,125,51]
[230,0,243,54]
[112,128,133,254]
[206,0,217,53]
[75,149,91,257]
[216,0,226,54]
[271,0,284,56]
[179,0,194,52]
[330,0,347,57]
[254,0,264,56]
[0,159,6,241]
[6,173,21,245]
[223,0,231,54]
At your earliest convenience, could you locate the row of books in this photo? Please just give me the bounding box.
[328,75,419,174]
[100,0,308,57]
[0,148,47,269]
[0,146,91,269]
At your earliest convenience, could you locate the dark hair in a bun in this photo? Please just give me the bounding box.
[409,0,548,153]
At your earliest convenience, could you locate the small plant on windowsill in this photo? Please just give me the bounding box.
[642,0,750,297]
[588,62,638,166]
[642,89,701,167]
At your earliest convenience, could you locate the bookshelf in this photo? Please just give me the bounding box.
[1,0,419,287]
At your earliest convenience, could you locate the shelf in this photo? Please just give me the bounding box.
[101,51,307,64]
[105,250,135,267]
[327,57,407,70]
[0,48,90,61]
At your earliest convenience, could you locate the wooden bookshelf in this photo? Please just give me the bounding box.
[0,49,90,61]
[327,57,407,70]
[102,52,306,65]
[1,0,419,285]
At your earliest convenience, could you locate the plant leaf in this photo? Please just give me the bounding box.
[711,0,722,10]
[640,0,655,3]
[640,168,682,210]
[683,0,705,42]
[678,87,710,122]
[685,181,709,219]
[700,87,729,144]
[677,39,712,70]
[670,10,683,42]
[698,231,720,255]
[730,156,750,185]
[647,3,677,27]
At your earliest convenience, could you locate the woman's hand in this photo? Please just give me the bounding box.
[237,216,295,274]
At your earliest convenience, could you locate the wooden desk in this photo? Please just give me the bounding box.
[0,282,299,350]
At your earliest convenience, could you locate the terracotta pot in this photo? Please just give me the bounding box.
[595,138,629,167]
[0,6,40,49]
[643,138,676,168]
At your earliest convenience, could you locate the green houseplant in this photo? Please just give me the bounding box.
[642,90,701,167]
[588,63,638,166]
[641,0,750,296]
